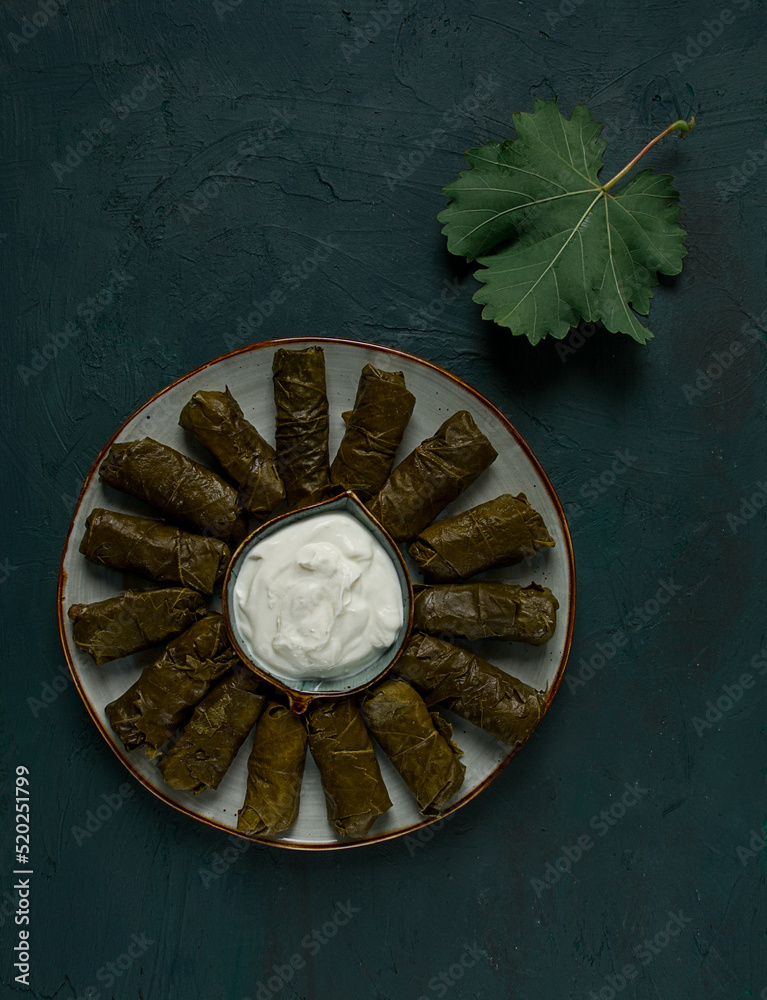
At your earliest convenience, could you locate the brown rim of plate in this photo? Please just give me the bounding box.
[57,336,576,852]
[221,488,416,713]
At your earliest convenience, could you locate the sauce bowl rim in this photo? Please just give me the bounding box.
[221,489,415,712]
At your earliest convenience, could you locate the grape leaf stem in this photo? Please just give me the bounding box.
[601,117,696,193]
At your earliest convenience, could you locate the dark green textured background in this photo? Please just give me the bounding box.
[1,0,765,997]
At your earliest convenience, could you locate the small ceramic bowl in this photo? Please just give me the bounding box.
[222,490,414,712]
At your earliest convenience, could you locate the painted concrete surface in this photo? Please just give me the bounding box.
[1,0,766,997]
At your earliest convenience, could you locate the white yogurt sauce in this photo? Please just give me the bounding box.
[232,511,404,681]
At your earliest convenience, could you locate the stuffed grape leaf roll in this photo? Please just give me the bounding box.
[396,632,546,747]
[68,587,206,665]
[99,437,242,540]
[106,613,238,755]
[238,700,308,837]
[80,508,230,596]
[159,668,266,793]
[306,698,392,838]
[409,492,554,582]
[361,678,465,814]
[179,388,285,517]
[330,364,415,501]
[273,346,331,507]
[367,411,497,541]
[413,582,558,645]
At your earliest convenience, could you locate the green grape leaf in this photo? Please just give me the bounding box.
[438,99,694,345]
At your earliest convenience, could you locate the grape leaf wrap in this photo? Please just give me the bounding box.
[68,587,207,665]
[413,582,558,645]
[367,410,497,542]
[409,492,553,582]
[238,700,308,837]
[306,698,392,838]
[159,669,266,793]
[179,388,285,517]
[330,364,415,502]
[79,508,230,596]
[273,346,331,507]
[99,436,241,540]
[396,632,546,746]
[361,678,465,814]
[105,614,238,755]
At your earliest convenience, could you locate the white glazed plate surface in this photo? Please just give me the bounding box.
[58,338,575,850]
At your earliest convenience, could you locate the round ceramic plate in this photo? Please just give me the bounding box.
[58,338,575,850]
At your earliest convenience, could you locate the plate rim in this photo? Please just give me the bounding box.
[57,336,576,851]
